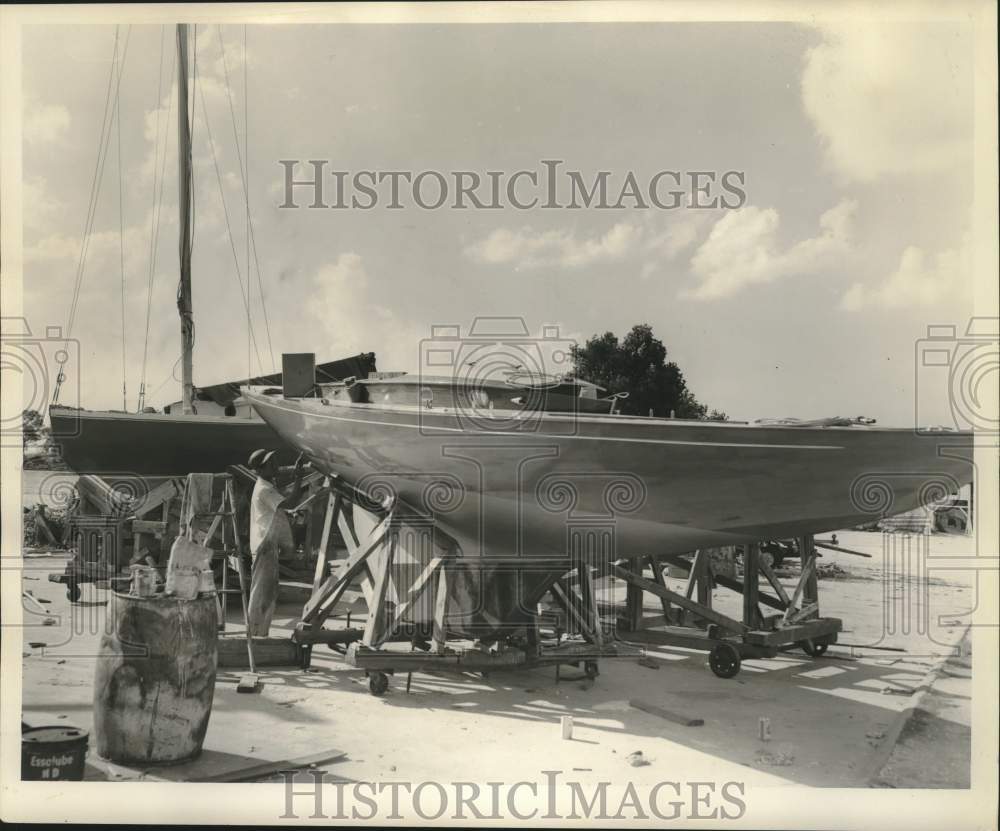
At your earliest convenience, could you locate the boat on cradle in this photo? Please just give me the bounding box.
[246,381,974,638]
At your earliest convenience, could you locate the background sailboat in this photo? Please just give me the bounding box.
[45,24,370,476]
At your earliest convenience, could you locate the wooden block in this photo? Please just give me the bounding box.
[630,699,704,727]
[217,635,302,668]
[236,673,260,693]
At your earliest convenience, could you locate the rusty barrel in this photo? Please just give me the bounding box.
[93,592,217,764]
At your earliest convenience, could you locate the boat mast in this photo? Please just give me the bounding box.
[176,23,195,414]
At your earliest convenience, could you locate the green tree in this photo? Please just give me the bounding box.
[570,324,725,420]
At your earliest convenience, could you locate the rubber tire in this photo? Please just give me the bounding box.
[369,671,389,696]
[801,640,828,657]
[708,643,742,678]
[584,660,600,679]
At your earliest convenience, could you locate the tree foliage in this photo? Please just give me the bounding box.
[570,324,726,420]
[22,409,45,443]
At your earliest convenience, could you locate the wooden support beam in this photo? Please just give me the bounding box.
[577,558,604,647]
[387,556,443,636]
[432,564,449,653]
[799,534,819,609]
[696,550,712,608]
[742,542,761,627]
[301,511,393,623]
[782,551,817,625]
[757,555,791,606]
[611,564,747,634]
[312,489,340,594]
[131,520,167,537]
[786,601,819,625]
[133,479,178,518]
[362,529,397,648]
[744,616,841,646]
[706,572,786,612]
[622,557,644,631]
[550,581,596,642]
[646,555,672,622]
[683,551,699,599]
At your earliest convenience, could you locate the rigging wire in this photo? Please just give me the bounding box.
[244,25,250,385]
[138,25,173,411]
[196,66,266,374]
[57,25,132,405]
[217,24,275,373]
[115,36,127,411]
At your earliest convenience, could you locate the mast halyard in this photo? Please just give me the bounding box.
[176,23,195,415]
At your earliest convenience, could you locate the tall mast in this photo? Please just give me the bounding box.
[176,23,195,414]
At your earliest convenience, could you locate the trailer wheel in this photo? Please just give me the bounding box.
[66,580,81,603]
[584,660,600,679]
[801,639,828,657]
[708,643,741,678]
[368,671,389,696]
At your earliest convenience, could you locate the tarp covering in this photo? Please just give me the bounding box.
[196,352,377,407]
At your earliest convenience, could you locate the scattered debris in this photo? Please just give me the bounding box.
[757,717,771,741]
[637,657,660,670]
[28,642,47,649]
[626,750,650,767]
[816,562,851,580]
[43,618,57,626]
[865,730,885,746]
[630,699,704,727]
[561,716,574,740]
[755,751,794,766]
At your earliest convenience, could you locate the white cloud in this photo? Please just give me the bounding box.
[685,199,856,300]
[465,222,643,270]
[801,22,972,182]
[308,253,423,370]
[840,234,971,311]
[24,103,70,143]
[464,207,715,276]
[22,178,63,233]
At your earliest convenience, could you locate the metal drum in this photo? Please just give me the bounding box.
[93,592,217,764]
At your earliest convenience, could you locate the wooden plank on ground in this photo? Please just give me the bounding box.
[630,699,704,727]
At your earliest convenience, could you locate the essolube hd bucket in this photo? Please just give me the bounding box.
[22,725,89,780]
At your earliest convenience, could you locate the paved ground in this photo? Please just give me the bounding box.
[19,530,974,789]
[871,634,972,789]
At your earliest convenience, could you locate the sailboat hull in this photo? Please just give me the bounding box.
[246,393,975,559]
[47,406,289,475]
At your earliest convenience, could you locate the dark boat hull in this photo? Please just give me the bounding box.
[47,406,291,476]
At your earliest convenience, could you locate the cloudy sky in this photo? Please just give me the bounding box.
[20,18,978,424]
